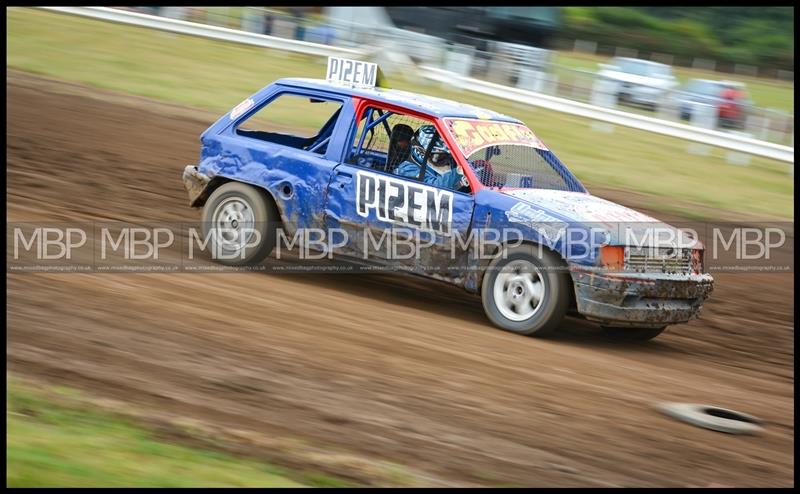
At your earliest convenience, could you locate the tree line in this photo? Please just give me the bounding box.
[561,7,793,73]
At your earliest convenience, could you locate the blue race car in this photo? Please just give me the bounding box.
[182,60,713,341]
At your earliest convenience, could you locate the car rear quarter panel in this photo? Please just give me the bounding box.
[196,83,357,235]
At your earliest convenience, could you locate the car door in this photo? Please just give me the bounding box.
[325,162,475,274]
[322,108,475,275]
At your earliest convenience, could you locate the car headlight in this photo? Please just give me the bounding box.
[599,245,625,272]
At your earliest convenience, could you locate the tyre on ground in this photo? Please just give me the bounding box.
[481,243,571,337]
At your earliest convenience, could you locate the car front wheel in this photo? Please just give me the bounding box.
[481,245,570,337]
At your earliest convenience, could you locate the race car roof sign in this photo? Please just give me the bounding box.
[444,118,549,157]
[326,57,377,89]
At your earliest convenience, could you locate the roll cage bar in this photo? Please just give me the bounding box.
[354,107,447,181]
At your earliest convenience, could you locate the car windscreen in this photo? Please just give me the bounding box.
[618,59,669,77]
[686,80,721,96]
[444,118,585,192]
[466,145,582,191]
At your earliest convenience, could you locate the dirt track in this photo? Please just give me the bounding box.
[6,71,794,487]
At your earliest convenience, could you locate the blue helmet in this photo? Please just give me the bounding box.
[410,125,451,167]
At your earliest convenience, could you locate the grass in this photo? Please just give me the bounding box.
[6,8,793,220]
[554,50,794,114]
[6,376,347,487]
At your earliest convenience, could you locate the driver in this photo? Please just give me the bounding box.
[392,125,467,190]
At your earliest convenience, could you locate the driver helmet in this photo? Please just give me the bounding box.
[410,125,452,168]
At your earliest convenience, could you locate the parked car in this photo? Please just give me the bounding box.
[676,79,752,130]
[181,59,713,341]
[597,57,678,111]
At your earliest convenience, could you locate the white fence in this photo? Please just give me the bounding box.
[41,6,365,58]
[37,7,793,164]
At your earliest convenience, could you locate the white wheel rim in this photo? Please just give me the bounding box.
[212,197,255,251]
[493,259,545,322]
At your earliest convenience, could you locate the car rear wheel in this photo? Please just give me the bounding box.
[201,182,279,266]
[481,245,570,337]
[601,325,667,341]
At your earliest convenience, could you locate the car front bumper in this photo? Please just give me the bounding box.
[618,85,665,106]
[570,267,714,328]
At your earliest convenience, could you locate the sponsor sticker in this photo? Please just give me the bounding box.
[355,170,454,235]
[444,118,548,156]
[229,98,255,120]
[505,202,567,245]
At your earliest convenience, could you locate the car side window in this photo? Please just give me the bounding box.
[235,93,343,154]
[348,107,468,193]
[348,107,429,173]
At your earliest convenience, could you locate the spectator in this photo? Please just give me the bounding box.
[320,24,335,45]
[263,11,273,35]
[188,7,205,23]
[289,7,305,41]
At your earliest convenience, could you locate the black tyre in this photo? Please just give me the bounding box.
[601,325,667,342]
[481,244,570,337]
[201,182,280,266]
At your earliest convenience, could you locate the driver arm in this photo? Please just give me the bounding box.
[393,160,466,190]
[392,160,421,179]
[425,167,463,190]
